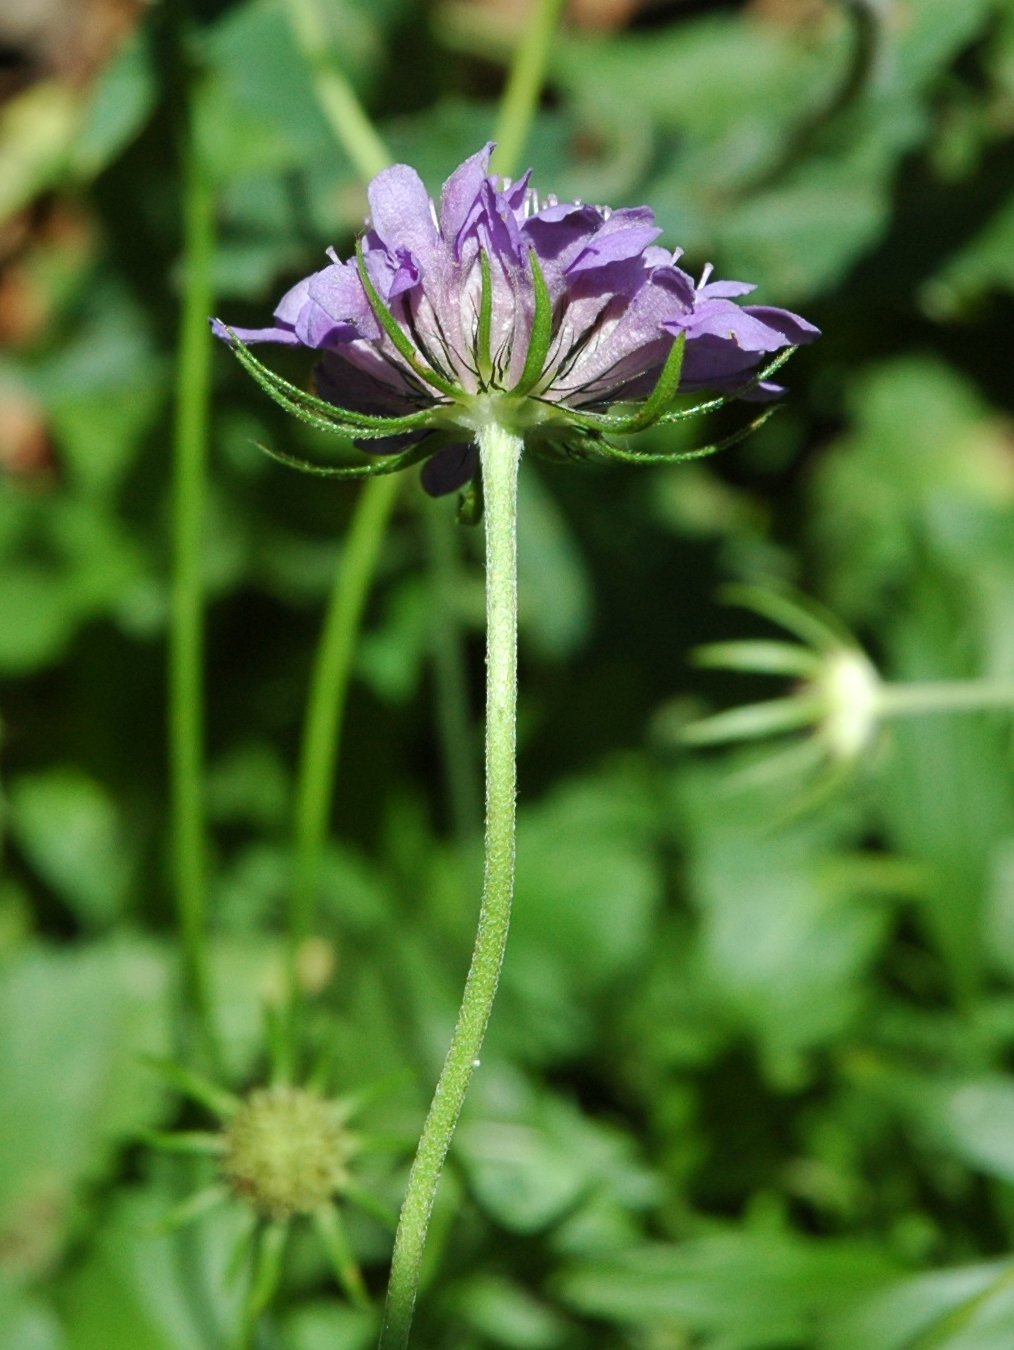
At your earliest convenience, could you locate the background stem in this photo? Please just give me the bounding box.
[282,0,395,1070]
[287,0,390,180]
[492,0,568,179]
[378,423,522,1350]
[287,473,401,1060]
[170,56,217,1069]
[878,680,1014,718]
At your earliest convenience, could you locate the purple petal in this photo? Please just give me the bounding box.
[421,444,477,496]
[362,244,423,302]
[566,208,661,275]
[211,317,303,347]
[314,348,418,414]
[698,279,756,300]
[274,275,313,324]
[367,164,439,258]
[665,299,795,352]
[213,144,820,441]
[678,333,776,390]
[503,169,533,211]
[650,264,697,310]
[439,142,495,251]
[306,261,379,343]
[742,305,821,345]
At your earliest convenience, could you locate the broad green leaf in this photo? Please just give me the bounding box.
[458,1069,658,1235]
[450,1274,569,1349]
[61,1188,247,1350]
[498,772,661,1062]
[280,1300,375,1350]
[0,1277,64,1350]
[558,1232,896,1347]
[72,31,156,179]
[0,943,171,1278]
[9,770,135,928]
[826,1260,1014,1350]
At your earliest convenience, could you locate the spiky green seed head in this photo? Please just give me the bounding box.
[222,1086,353,1221]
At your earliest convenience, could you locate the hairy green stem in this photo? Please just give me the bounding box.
[492,0,567,179]
[287,474,401,1060]
[423,503,482,845]
[170,74,217,1068]
[379,423,522,1350]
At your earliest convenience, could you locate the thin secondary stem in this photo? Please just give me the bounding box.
[379,423,522,1350]
[286,0,389,180]
[281,0,395,1073]
[877,680,1014,718]
[170,69,218,1069]
[287,474,401,1061]
[492,0,567,178]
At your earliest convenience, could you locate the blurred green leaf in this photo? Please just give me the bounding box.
[557,1231,896,1347]
[280,1299,375,1349]
[678,769,888,1077]
[826,1260,1014,1350]
[0,1277,64,1350]
[0,83,79,222]
[61,1187,247,1350]
[811,359,1014,620]
[498,771,662,1061]
[0,943,170,1280]
[0,566,81,674]
[557,15,833,150]
[9,769,135,927]
[451,1273,568,1349]
[874,1071,1014,1186]
[517,467,593,661]
[459,1069,658,1236]
[72,32,157,181]
[928,190,1014,311]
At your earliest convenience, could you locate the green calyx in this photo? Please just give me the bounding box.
[220,276,804,484]
[511,247,554,397]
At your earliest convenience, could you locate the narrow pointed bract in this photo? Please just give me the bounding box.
[214,143,818,492]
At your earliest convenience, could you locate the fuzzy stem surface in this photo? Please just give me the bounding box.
[378,422,522,1349]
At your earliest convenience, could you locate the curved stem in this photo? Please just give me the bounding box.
[170,65,218,1071]
[379,423,522,1350]
[286,473,401,1068]
[286,0,389,180]
[492,0,567,178]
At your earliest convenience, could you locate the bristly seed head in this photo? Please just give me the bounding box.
[222,1086,354,1222]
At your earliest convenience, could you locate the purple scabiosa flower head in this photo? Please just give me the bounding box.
[214,144,818,496]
